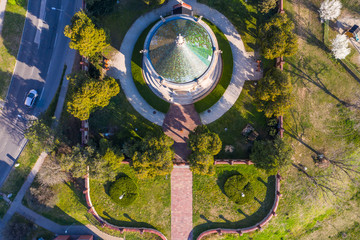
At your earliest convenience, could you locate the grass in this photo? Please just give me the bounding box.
[41,64,67,126]
[89,89,162,146]
[192,165,275,239]
[207,81,267,159]
[197,0,259,52]
[0,146,39,198]
[0,198,10,218]
[194,19,233,113]
[98,0,163,49]
[131,22,171,113]
[4,213,54,240]
[23,179,89,225]
[0,0,27,99]
[90,164,171,238]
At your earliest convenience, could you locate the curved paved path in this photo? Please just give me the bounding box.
[108,0,260,126]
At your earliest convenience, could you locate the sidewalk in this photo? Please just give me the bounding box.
[0,0,7,35]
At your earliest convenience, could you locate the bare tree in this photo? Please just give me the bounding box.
[37,156,69,186]
[331,34,351,59]
[319,0,342,21]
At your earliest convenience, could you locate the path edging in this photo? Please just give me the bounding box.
[196,173,282,240]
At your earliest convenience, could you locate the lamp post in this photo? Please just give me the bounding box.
[64,223,75,234]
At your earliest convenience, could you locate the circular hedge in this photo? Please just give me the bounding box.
[109,176,138,206]
[224,174,254,204]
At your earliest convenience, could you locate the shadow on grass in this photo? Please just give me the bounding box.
[192,175,276,239]
[101,210,157,230]
[216,170,241,195]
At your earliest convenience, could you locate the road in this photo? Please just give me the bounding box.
[0,0,82,188]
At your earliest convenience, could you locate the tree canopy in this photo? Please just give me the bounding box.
[259,0,277,14]
[188,125,222,175]
[250,137,293,174]
[59,145,95,178]
[331,34,350,59]
[25,119,55,152]
[91,147,125,182]
[260,13,298,59]
[255,68,293,118]
[67,73,120,120]
[128,134,174,179]
[64,11,109,59]
[319,0,342,21]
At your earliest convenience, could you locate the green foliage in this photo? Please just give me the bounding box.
[86,0,117,17]
[67,73,120,120]
[130,134,174,179]
[188,125,222,175]
[250,137,293,174]
[259,0,277,14]
[255,68,293,118]
[109,176,138,206]
[224,174,254,204]
[25,120,55,152]
[59,145,95,178]
[91,147,125,182]
[189,152,215,176]
[143,0,165,5]
[189,125,222,155]
[260,13,298,59]
[64,11,109,59]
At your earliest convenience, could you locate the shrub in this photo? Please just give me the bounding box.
[224,174,254,204]
[25,184,58,210]
[109,176,138,206]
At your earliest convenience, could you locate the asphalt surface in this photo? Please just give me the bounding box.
[0,0,82,188]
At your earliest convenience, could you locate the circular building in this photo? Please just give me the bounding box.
[142,14,222,105]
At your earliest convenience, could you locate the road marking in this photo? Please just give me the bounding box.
[34,0,48,46]
[39,87,45,101]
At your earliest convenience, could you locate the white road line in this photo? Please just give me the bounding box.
[34,0,48,45]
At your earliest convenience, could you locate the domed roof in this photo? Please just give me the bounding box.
[148,18,214,83]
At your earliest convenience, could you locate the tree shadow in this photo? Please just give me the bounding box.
[192,175,276,239]
[101,211,156,229]
[216,170,240,195]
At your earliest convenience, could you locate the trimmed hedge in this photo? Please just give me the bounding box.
[224,174,254,204]
[109,176,138,206]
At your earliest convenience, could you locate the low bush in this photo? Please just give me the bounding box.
[109,176,138,206]
[224,174,254,204]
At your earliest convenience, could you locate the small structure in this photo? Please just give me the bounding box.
[346,25,360,41]
[241,124,259,141]
[172,1,193,16]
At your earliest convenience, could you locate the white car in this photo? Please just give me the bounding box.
[24,89,38,107]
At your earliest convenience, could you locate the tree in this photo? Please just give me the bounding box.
[255,68,293,118]
[259,0,277,14]
[59,145,95,178]
[37,156,69,186]
[143,0,166,5]
[319,0,342,21]
[260,13,298,59]
[91,148,125,182]
[25,120,55,152]
[188,125,222,175]
[250,137,293,174]
[130,134,174,179]
[188,152,215,176]
[331,34,351,59]
[25,184,58,209]
[64,11,109,59]
[67,74,120,120]
[3,218,34,240]
[188,125,222,155]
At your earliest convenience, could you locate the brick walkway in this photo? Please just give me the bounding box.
[162,104,201,164]
[163,104,200,240]
[171,167,193,240]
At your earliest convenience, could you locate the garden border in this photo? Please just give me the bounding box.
[196,173,282,240]
[82,168,167,240]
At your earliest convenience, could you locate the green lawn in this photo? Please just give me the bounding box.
[131,22,171,113]
[207,81,267,159]
[194,19,233,113]
[197,0,259,52]
[90,164,171,239]
[0,0,27,99]
[193,165,275,239]
[89,89,162,146]
[23,179,89,225]
[0,147,39,198]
